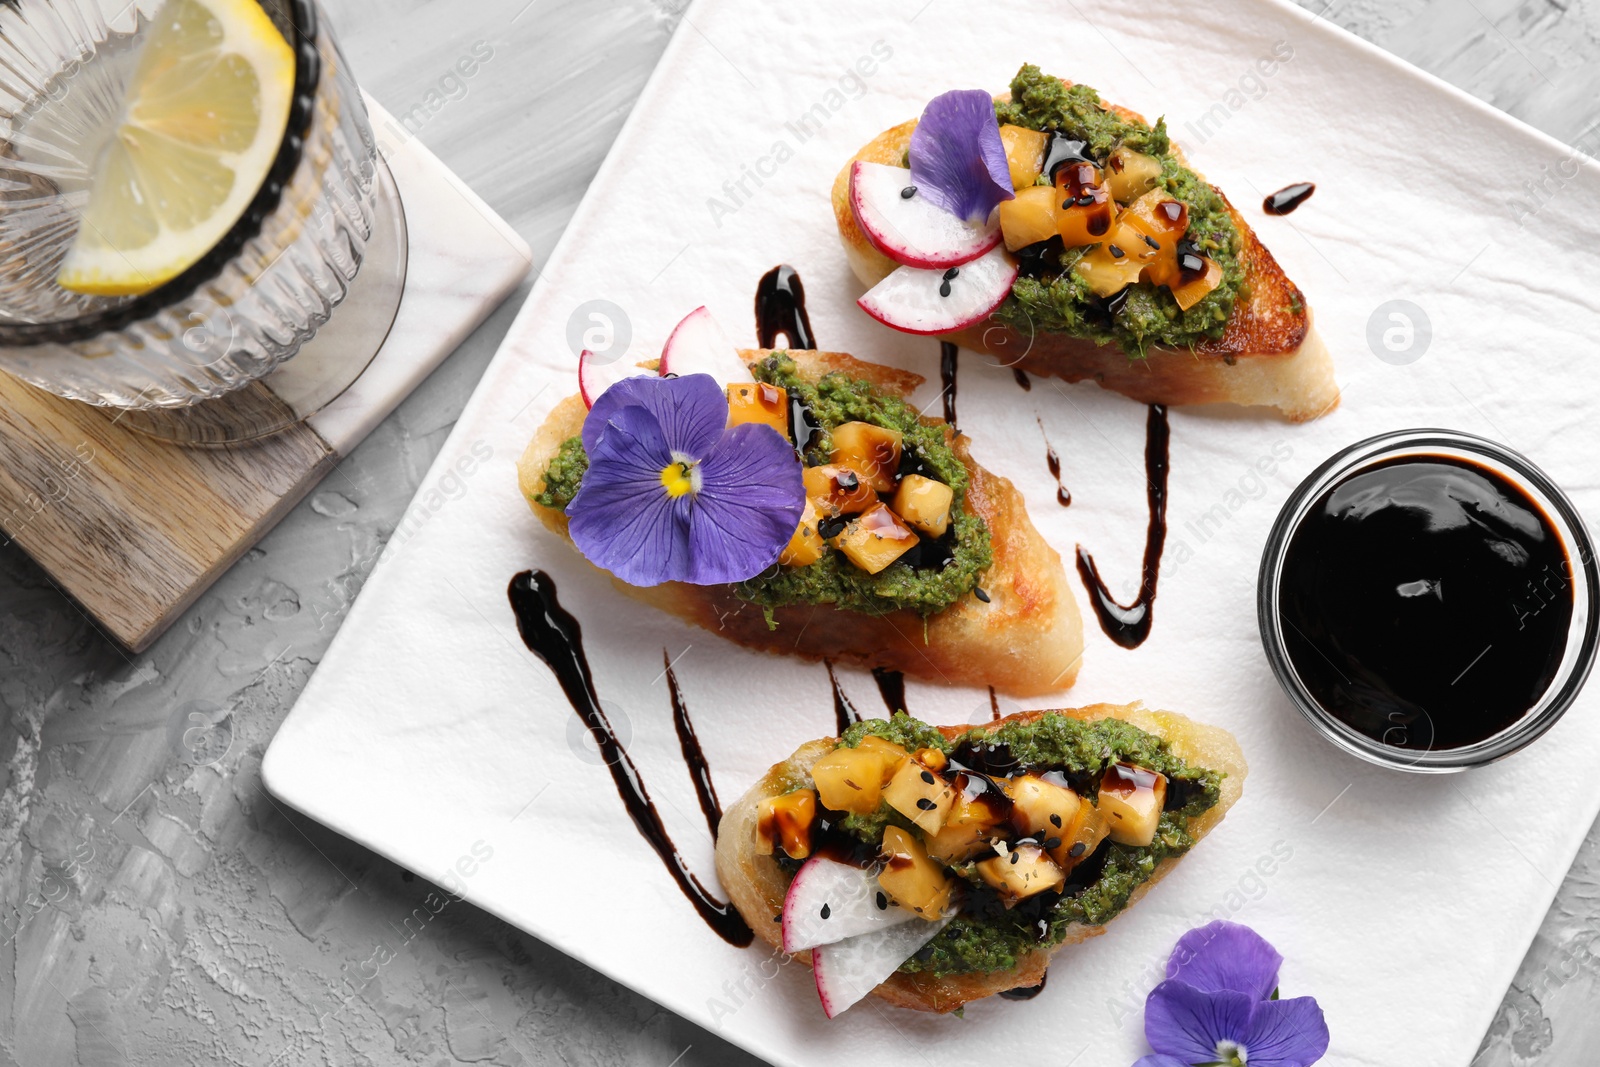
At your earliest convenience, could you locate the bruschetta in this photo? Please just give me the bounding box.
[516,309,1083,696]
[715,705,1246,1015]
[834,64,1337,422]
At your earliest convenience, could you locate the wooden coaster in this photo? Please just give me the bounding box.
[0,102,531,651]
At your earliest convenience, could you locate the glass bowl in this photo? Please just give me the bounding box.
[1257,428,1599,772]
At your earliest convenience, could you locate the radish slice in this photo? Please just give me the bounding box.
[578,348,651,409]
[782,856,918,954]
[658,306,753,385]
[856,244,1019,336]
[850,161,1001,269]
[812,913,952,1018]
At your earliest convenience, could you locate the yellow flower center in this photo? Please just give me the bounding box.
[660,460,697,498]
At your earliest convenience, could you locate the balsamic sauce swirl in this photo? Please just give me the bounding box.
[871,667,907,715]
[825,659,861,735]
[755,264,815,349]
[998,973,1048,1000]
[1075,404,1170,649]
[939,341,960,428]
[1263,181,1315,215]
[507,571,752,945]
[665,650,724,835]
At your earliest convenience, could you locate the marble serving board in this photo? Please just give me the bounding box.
[0,99,531,652]
[263,2,1600,1065]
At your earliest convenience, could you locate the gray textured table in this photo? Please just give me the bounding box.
[1,1,1595,1063]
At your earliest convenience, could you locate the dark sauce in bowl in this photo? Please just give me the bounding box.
[1277,455,1572,750]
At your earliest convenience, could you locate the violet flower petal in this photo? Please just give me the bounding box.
[1167,920,1284,1001]
[583,373,727,458]
[908,88,1014,223]
[566,404,695,586]
[683,423,807,584]
[1131,1057,1189,1067]
[1237,995,1330,1067]
[1144,981,1256,1063]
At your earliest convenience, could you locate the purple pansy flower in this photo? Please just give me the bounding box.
[908,88,1014,223]
[1138,921,1329,1067]
[567,373,805,587]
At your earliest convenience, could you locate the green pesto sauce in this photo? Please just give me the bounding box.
[991,64,1245,356]
[834,713,1223,978]
[733,353,991,619]
[533,435,588,511]
[532,354,991,618]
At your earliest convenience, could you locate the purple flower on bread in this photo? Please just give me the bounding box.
[1134,921,1329,1067]
[567,373,805,587]
[909,88,1015,224]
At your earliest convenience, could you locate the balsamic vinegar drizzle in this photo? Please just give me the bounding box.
[1038,418,1071,507]
[1263,181,1315,215]
[939,341,959,428]
[987,686,1002,721]
[1074,404,1170,649]
[999,972,1048,1000]
[664,649,724,835]
[755,264,816,349]
[507,571,753,946]
[871,667,907,715]
[825,659,862,734]
[1013,368,1032,391]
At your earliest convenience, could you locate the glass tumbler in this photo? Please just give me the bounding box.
[0,0,407,442]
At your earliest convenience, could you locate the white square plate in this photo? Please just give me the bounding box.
[263,1,1600,1062]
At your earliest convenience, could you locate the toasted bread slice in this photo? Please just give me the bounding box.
[714,703,1247,1014]
[517,349,1083,696]
[833,88,1339,422]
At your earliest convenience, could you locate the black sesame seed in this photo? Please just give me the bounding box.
[1108,243,1126,258]
[774,914,783,922]
[974,587,991,603]
[1142,234,1160,250]
[942,267,960,281]
[901,186,917,199]
[820,903,831,920]
[916,798,937,811]
[836,470,859,491]
[919,770,935,785]
[938,280,952,297]
[1044,836,1061,850]
[818,516,849,539]
[1049,813,1062,827]
[876,891,888,911]
[1069,842,1087,857]
[1010,850,1021,864]
[1062,200,1073,211]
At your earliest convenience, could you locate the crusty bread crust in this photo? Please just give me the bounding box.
[714,703,1247,1014]
[832,91,1339,422]
[516,349,1084,696]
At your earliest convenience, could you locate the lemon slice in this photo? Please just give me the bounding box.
[57,0,296,296]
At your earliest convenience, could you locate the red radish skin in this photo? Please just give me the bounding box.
[849,161,1001,270]
[812,914,952,1018]
[782,855,917,955]
[577,348,652,409]
[856,244,1019,336]
[659,306,752,385]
